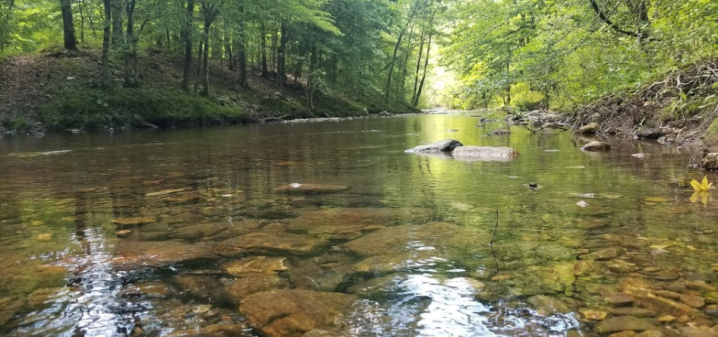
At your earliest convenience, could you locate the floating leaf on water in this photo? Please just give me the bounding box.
[571,193,595,198]
[544,149,560,152]
[645,197,670,203]
[30,220,44,226]
[220,194,233,198]
[600,193,623,199]
[290,183,302,188]
[631,153,647,159]
[576,201,588,207]
[690,191,710,205]
[146,188,189,197]
[37,233,53,241]
[566,166,586,169]
[690,176,713,192]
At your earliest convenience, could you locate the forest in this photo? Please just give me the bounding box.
[0,0,717,130]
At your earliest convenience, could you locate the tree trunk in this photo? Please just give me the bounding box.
[110,0,123,47]
[411,29,425,104]
[226,41,234,71]
[413,28,432,107]
[238,39,248,88]
[306,45,318,110]
[384,0,422,104]
[101,0,111,87]
[201,20,211,96]
[124,0,136,87]
[181,0,194,90]
[277,21,288,94]
[260,22,268,77]
[78,0,85,42]
[60,0,78,50]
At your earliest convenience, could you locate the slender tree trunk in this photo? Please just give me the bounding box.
[413,29,432,107]
[411,30,425,104]
[181,0,194,90]
[110,0,123,47]
[101,0,111,87]
[306,45,318,110]
[238,39,248,88]
[195,41,203,92]
[277,21,288,94]
[226,41,234,71]
[78,0,85,42]
[124,0,136,87]
[60,0,78,50]
[385,0,422,104]
[201,13,213,96]
[271,28,278,74]
[260,22,268,77]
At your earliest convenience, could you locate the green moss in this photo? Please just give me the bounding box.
[38,84,247,130]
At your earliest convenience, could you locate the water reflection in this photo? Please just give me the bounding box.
[0,114,716,336]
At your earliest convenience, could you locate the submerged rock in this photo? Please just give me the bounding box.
[226,274,290,301]
[163,324,250,337]
[288,207,433,240]
[111,241,216,271]
[274,184,350,194]
[222,256,289,276]
[173,275,226,304]
[527,295,571,315]
[451,146,519,162]
[593,316,657,334]
[405,139,463,153]
[703,153,718,170]
[288,260,355,292]
[240,289,357,337]
[0,296,26,327]
[214,232,328,257]
[581,141,611,151]
[169,222,229,241]
[112,217,157,228]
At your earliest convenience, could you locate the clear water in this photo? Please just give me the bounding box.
[0,114,716,337]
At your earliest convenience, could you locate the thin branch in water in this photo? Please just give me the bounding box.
[490,209,498,246]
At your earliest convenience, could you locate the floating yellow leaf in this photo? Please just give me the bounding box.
[30,220,44,226]
[690,175,713,192]
[690,191,710,205]
[645,197,670,203]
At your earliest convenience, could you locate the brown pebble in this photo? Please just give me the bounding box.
[677,315,691,323]
[686,280,716,292]
[116,230,132,237]
[666,281,685,293]
[609,331,637,337]
[605,292,635,306]
[681,294,706,308]
[581,309,609,320]
[692,316,715,327]
[657,315,676,323]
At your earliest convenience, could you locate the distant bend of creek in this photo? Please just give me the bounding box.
[0,113,717,337]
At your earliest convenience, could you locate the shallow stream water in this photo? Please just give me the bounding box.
[0,114,717,337]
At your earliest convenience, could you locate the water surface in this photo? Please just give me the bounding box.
[0,114,716,337]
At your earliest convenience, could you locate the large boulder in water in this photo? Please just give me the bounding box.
[240,289,357,337]
[702,153,718,170]
[451,146,518,162]
[405,139,463,153]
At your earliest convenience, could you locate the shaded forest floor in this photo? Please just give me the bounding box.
[0,49,416,132]
[569,58,718,152]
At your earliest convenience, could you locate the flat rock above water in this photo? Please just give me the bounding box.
[288,207,433,240]
[451,146,519,162]
[240,289,357,337]
[405,139,463,153]
[214,232,328,257]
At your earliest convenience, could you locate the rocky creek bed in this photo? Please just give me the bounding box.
[0,114,717,337]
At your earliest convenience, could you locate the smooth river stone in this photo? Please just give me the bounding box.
[111,241,216,271]
[168,222,229,240]
[214,232,328,257]
[222,256,289,276]
[288,207,433,240]
[240,289,357,337]
[226,274,289,301]
[451,146,519,162]
[593,316,657,334]
[274,184,350,194]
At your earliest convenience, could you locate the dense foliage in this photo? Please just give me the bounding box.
[0,0,443,110]
[442,0,718,110]
[1,0,716,113]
